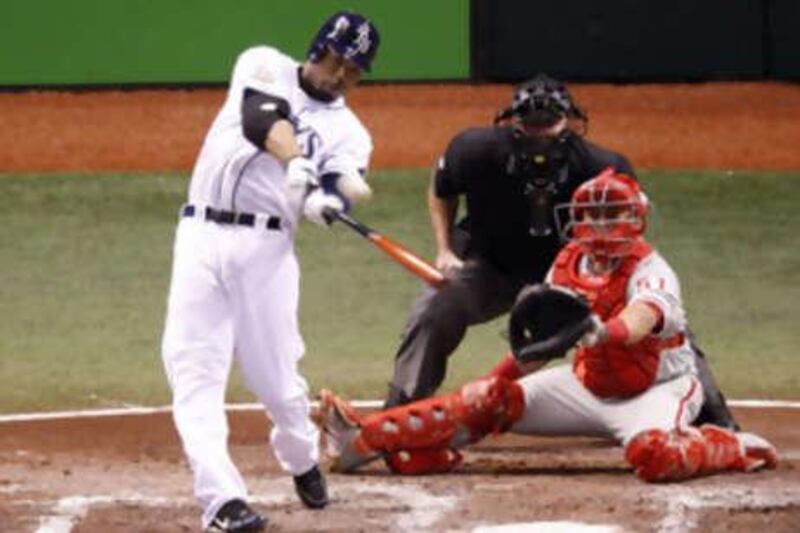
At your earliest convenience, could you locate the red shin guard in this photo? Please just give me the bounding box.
[625,425,778,483]
[384,448,463,475]
[356,377,524,471]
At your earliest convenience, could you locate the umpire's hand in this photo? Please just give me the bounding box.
[436,248,464,276]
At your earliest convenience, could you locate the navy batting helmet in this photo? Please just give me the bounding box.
[308,11,380,72]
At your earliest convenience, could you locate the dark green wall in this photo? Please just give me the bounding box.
[471,0,768,82]
[769,0,800,79]
[2,0,469,85]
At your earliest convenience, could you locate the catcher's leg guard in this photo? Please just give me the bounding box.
[361,376,524,452]
[384,448,463,475]
[625,425,778,483]
[483,352,522,381]
[323,377,524,474]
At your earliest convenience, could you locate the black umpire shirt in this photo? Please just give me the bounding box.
[434,126,635,282]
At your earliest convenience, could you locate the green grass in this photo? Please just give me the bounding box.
[0,170,798,413]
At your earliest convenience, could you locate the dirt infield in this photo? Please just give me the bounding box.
[1,82,799,173]
[1,406,799,532]
[1,82,799,531]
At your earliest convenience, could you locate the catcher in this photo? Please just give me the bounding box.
[320,169,778,482]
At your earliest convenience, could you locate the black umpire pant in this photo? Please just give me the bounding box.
[385,261,740,431]
[386,259,527,407]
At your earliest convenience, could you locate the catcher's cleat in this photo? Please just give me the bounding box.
[319,389,379,473]
[293,464,329,509]
[206,499,266,533]
[737,431,778,471]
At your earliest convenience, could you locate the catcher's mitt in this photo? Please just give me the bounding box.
[508,283,594,363]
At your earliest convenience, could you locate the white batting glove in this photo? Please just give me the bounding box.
[286,157,319,204]
[303,189,345,226]
[579,314,607,347]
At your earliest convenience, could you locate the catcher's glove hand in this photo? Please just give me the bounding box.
[508,283,594,363]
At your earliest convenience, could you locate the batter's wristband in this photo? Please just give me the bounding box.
[604,317,630,344]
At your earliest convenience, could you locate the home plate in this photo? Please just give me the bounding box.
[474,522,622,533]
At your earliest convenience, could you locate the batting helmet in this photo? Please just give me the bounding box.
[495,74,587,128]
[308,11,380,72]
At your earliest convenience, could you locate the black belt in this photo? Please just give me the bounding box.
[181,204,281,230]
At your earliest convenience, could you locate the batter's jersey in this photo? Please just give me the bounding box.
[188,46,373,232]
[547,247,697,396]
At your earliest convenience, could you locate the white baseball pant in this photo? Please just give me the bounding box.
[511,365,704,445]
[161,216,319,525]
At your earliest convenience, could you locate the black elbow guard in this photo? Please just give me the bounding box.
[241,88,291,149]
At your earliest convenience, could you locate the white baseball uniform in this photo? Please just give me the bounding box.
[511,246,703,445]
[161,45,372,526]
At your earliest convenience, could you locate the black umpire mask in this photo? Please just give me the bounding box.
[508,129,570,237]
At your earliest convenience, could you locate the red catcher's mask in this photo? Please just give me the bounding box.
[556,168,649,258]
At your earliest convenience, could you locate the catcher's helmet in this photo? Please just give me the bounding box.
[308,11,380,72]
[556,168,649,258]
[495,74,587,129]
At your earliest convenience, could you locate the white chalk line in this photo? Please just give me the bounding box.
[350,481,459,531]
[35,495,182,533]
[30,480,458,533]
[652,484,800,533]
[2,398,799,424]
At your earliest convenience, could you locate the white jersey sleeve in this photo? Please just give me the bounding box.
[319,120,373,177]
[230,46,295,100]
[627,252,686,338]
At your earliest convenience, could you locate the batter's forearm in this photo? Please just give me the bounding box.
[265,120,303,164]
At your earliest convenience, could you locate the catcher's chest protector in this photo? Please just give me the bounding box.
[551,239,653,319]
[552,240,666,398]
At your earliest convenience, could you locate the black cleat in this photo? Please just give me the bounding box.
[206,499,267,532]
[293,465,329,509]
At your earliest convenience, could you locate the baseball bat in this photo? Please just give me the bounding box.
[325,209,447,288]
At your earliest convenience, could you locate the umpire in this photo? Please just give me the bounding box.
[385,74,739,432]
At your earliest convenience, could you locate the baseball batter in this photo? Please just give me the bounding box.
[161,11,379,532]
[321,170,777,482]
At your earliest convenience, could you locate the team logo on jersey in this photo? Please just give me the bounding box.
[295,122,322,159]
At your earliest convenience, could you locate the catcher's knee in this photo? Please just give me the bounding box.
[624,428,705,483]
[456,376,525,439]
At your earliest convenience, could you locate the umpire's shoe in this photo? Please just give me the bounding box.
[206,499,266,532]
[293,464,329,509]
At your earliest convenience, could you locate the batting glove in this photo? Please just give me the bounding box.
[286,157,319,204]
[303,189,344,227]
